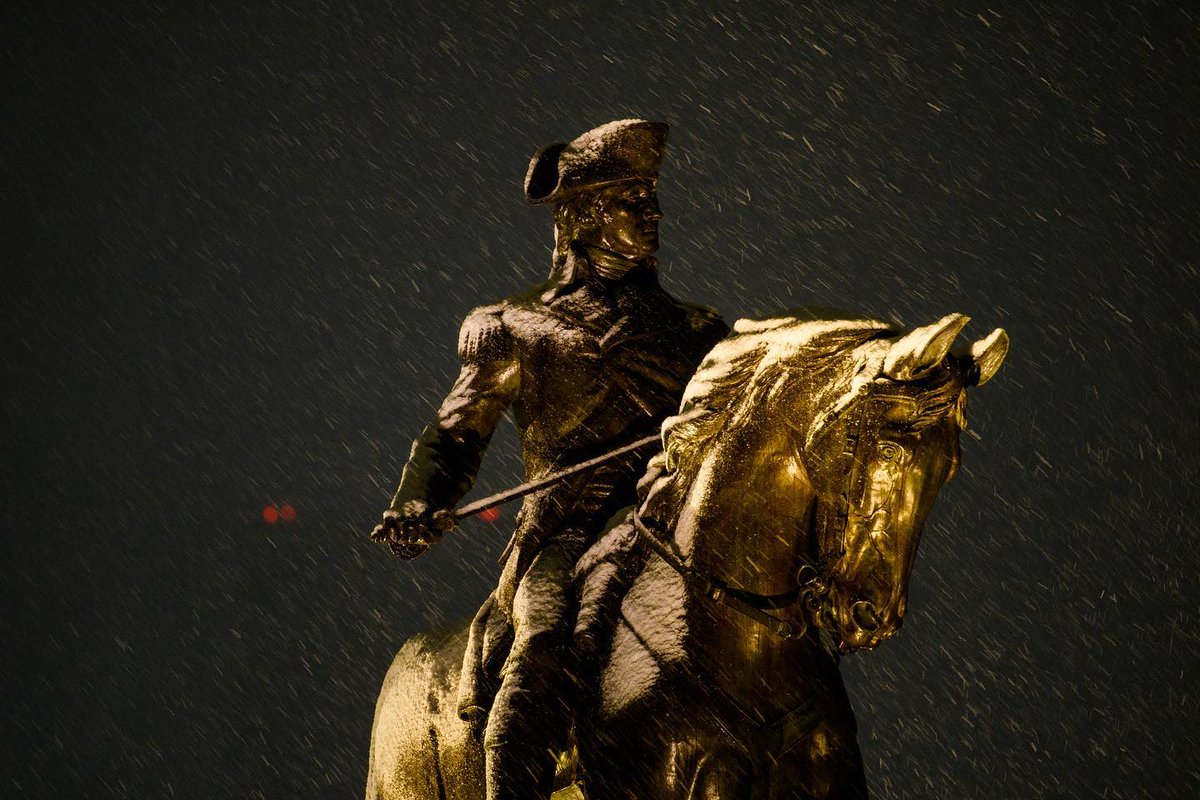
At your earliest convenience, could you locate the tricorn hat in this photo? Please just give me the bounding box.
[524,119,669,206]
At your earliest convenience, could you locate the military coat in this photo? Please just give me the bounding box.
[392,255,728,611]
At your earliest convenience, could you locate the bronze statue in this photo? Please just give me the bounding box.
[369,120,729,799]
[366,302,1009,797]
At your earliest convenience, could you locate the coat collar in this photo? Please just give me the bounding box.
[541,242,658,303]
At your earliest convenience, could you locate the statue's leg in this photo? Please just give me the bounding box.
[485,535,587,800]
[573,517,643,666]
[574,561,625,664]
[458,593,499,731]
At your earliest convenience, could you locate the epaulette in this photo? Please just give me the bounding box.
[457,303,512,362]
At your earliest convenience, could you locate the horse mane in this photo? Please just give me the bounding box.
[662,309,894,475]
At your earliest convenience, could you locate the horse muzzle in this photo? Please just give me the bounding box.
[817,589,902,653]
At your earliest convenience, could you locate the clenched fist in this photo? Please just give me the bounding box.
[370,500,456,560]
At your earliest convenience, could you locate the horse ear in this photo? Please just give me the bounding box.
[960,328,1009,386]
[882,313,970,380]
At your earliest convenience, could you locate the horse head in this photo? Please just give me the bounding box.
[653,310,1006,656]
[803,313,1009,652]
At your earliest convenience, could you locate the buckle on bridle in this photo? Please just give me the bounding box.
[769,616,800,639]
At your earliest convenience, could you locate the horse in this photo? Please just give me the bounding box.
[365,310,1009,800]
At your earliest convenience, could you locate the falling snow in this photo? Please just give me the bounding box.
[5,2,1198,798]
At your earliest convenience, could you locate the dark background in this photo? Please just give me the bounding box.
[5,1,1198,797]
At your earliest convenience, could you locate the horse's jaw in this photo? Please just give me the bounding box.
[820,429,958,653]
[674,437,818,599]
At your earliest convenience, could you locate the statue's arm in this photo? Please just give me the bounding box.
[371,305,520,559]
[390,304,520,514]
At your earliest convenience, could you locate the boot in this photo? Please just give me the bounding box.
[574,562,624,664]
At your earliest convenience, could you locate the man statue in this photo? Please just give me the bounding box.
[370,119,728,800]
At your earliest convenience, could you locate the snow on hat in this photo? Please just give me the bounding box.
[523,119,669,206]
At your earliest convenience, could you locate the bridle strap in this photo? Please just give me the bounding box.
[632,508,817,641]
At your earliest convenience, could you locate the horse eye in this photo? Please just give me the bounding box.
[879,442,901,460]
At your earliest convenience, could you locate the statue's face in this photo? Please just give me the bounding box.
[592,181,662,259]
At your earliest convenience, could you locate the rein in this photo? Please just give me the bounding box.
[632,508,828,641]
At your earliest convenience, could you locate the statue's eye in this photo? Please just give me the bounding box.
[878,442,902,461]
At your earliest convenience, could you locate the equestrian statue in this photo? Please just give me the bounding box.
[365,120,1010,799]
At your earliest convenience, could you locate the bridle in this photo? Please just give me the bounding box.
[631,507,826,641]
[630,387,920,643]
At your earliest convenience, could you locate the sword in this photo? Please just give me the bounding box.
[452,431,664,522]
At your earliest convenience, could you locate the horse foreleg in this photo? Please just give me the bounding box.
[774,719,868,800]
[577,730,672,799]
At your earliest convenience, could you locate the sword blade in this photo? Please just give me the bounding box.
[453,432,663,520]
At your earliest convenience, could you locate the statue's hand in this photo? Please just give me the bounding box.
[370,500,453,560]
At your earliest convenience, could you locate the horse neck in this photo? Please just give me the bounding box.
[670,417,819,597]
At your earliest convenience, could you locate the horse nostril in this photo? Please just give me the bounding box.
[851,600,880,632]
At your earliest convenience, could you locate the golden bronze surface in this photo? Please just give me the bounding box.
[367,300,1008,798]
[368,120,730,799]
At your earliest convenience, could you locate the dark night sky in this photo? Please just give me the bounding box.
[4,1,1198,797]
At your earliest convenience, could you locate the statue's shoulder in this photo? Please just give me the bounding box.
[457,301,513,361]
[456,284,549,360]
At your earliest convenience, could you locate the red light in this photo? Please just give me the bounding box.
[479,506,500,523]
[279,503,297,522]
[262,505,279,524]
